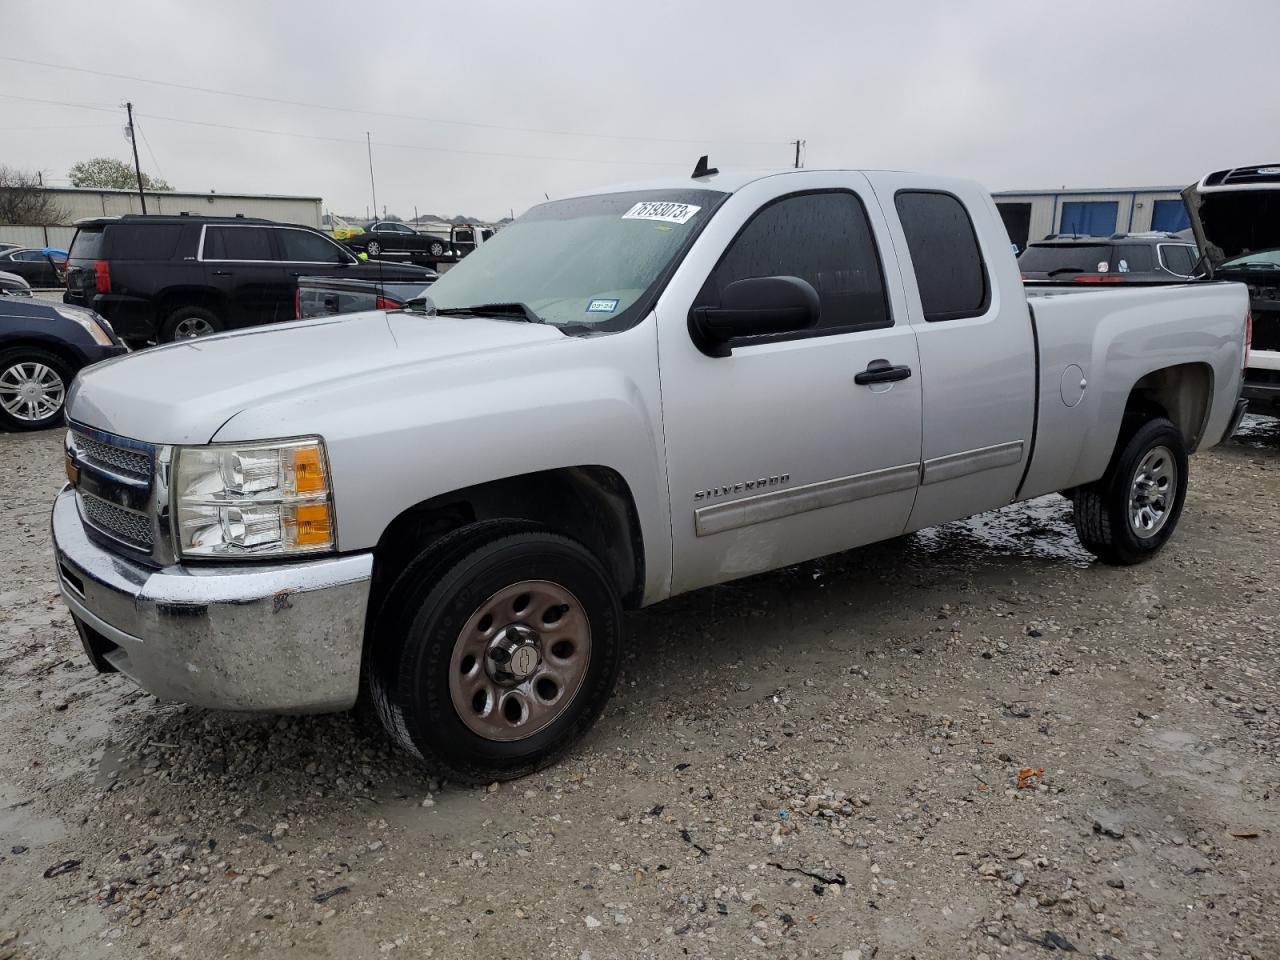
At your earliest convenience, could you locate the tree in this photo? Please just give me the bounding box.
[0,166,67,224]
[68,157,171,191]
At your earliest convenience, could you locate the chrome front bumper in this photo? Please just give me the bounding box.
[51,486,373,713]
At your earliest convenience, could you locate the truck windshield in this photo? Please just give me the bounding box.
[422,188,726,329]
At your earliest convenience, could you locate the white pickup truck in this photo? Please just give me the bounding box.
[53,166,1250,782]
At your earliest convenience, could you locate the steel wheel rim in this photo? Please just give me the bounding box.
[0,361,65,421]
[448,580,591,742]
[1129,444,1176,538]
[174,316,215,339]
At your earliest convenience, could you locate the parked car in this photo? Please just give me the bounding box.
[296,273,436,319]
[0,242,21,254]
[1,296,125,430]
[1018,233,1200,282]
[53,167,1248,783]
[1183,164,1280,414]
[0,246,67,287]
[0,270,34,297]
[63,215,436,345]
[344,221,451,261]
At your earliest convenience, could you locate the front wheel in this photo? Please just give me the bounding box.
[369,522,622,783]
[366,240,383,256]
[0,348,73,431]
[1072,417,1188,564]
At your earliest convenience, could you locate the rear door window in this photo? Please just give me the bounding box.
[68,227,105,260]
[103,224,183,260]
[699,190,891,334]
[202,226,272,261]
[277,228,349,263]
[894,191,989,321]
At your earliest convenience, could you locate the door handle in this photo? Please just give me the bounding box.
[854,359,912,385]
[211,269,232,276]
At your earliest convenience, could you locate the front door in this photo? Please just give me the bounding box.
[655,173,924,595]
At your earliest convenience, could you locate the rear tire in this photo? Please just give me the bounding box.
[1072,416,1188,565]
[369,521,623,783]
[160,305,223,342]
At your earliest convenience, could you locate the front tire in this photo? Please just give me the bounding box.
[0,348,73,431]
[1072,416,1188,565]
[369,522,623,783]
[366,240,383,256]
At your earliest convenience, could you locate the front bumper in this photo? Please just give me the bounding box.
[51,486,372,713]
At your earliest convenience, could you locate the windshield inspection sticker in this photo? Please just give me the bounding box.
[587,298,620,313]
[622,201,701,225]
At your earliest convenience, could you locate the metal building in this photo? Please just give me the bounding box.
[993,185,1192,250]
[0,187,323,249]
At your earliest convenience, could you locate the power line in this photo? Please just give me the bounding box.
[0,91,706,168]
[0,54,785,148]
[132,114,166,183]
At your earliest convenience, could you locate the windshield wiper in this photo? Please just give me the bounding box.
[434,302,546,323]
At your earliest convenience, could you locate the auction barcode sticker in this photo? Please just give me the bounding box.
[622,201,701,225]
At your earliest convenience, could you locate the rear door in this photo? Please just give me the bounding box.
[867,175,1035,531]
[198,225,286,328]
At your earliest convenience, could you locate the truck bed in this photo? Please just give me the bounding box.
[1018,280,1249,500]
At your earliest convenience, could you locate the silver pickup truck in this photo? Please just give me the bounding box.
[52,167,1250,782]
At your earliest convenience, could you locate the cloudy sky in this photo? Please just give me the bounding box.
[4,0,1279,222]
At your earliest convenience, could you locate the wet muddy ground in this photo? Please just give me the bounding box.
[1,422,1277,959]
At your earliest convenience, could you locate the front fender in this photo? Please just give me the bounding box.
[212,322,673,602]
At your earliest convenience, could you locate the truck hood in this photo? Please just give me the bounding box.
[67,310,564,445]
[1183,179,1280,271]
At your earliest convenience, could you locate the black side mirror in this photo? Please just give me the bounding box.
[689,275,820,357]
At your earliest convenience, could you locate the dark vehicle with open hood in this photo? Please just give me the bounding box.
[63,215,436,346]
[1184,164,1280,413]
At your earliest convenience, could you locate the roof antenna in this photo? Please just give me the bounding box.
[691,155,718,179]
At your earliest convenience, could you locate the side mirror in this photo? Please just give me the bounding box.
[689,275,820,357]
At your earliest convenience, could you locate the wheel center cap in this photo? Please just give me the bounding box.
[509,644,540,679]
[486,624,542,683]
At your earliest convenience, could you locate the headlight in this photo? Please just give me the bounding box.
[52,304,114,346]
[173,438,335,558]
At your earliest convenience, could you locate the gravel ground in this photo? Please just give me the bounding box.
[1,421,1277,960]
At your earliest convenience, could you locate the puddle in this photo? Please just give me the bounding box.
[1228,413,1280,450]
[0,782,67,850]
[911,494,1093,567]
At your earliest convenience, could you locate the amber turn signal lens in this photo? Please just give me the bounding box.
[292,446,326,494]
[292,503,332,546]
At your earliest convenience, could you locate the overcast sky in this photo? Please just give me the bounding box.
[4,0,1279,222]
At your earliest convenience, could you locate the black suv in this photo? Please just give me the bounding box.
[64,215,436,344]
[1018,232,1200,283]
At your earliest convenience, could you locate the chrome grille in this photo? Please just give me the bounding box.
[79,491,154,548]
[72,431,152,481]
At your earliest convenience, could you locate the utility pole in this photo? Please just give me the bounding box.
[125,102,148,214]
[792,139,805,169]
[366,132,378,225]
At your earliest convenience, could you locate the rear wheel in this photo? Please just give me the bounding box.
[369,522,622,783]
[1072,417,1188,564]
[160,305,223,342]
[0,348,72,431]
